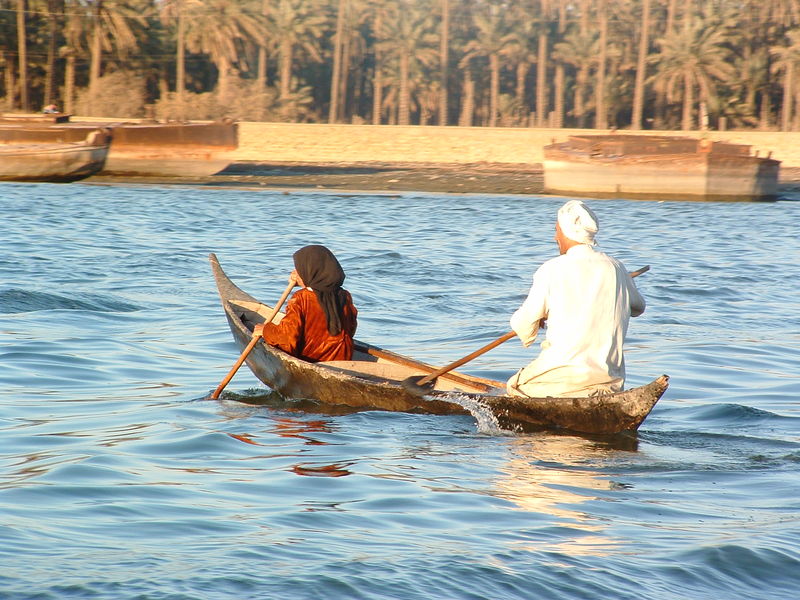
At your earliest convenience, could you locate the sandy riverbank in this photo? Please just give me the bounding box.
[89,161,800,198]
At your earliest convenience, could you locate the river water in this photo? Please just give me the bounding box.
[1,182,799,599]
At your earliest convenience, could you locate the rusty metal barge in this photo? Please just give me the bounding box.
[543,134,780,201]
[0,114,237,178]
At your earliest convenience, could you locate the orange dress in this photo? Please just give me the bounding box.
[261,287,357,362]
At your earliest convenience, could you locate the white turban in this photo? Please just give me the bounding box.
[557,200,599,245]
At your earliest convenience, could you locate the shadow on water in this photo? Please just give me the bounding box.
[212,387,641,450]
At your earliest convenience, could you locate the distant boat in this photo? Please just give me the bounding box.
[0,113,237,178]
[543,134,780,201]
[0,128,111,183]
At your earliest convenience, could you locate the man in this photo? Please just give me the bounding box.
[507,200,645,398]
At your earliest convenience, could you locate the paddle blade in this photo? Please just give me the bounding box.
[402,375,437,397]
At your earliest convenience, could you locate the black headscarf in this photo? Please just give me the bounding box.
[293,245,347,336]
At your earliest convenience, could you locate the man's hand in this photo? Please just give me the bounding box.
[253,323,264,338]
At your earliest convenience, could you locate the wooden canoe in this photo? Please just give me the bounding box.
[0,128,111,182]
[210,253,668,434]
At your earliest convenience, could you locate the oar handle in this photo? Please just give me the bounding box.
[211,280,295,399]
[415,265,651,388]
[416,330,517,387]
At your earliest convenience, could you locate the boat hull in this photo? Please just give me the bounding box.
[543,135,780,201]
[0,130,110,182]
[210,254,668,435]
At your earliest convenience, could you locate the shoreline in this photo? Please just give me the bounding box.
[86,161,800,198]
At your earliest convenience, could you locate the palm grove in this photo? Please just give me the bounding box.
[2,0,800,131]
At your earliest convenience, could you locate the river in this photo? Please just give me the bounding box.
[1,182,799,599]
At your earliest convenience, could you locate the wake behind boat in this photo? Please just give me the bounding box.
[210,253,668,434]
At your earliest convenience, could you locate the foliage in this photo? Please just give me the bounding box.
[2,0,800,130]
[73,70,147,117]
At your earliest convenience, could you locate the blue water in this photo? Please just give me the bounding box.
[1,182,799,599]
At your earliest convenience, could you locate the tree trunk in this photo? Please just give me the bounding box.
[459,65,474,127]
[217,55,230,103]
[2,51,17,110]
[631,0,651,130]
[89,2,103,114]
[793,85,800,131]
[554,2,567,128]
[257,0,269,92]
[536,32,547,127]
[682,71,693,130]
[554,64,564,128]
[781,62,793,131]
[372,8,382,125]
[595,0,608,129]
[177,0,186,120]
[438,0,449,126]
[666,0,678,34]
[279,38,292,102]
[516,61,528,123]
[340,18,352,121]
[44,0,59,107]
[398,48,411,125]
[575,67,588,128]
[329,0,345,123]
[759,88,770,130]
[64,54,75,114]
[16,0,28,111]
[488,52,499,127]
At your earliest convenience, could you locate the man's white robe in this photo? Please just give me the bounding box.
[507,244,645,398]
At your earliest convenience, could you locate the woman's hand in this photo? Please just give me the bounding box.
[289,269,304,288]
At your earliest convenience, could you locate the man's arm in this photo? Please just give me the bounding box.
[629,278,646,317]
[510,269,548,347]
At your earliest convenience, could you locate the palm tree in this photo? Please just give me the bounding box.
[552,0,569,128]
[257,0,273,92]
[771,28,800,130]
[461,4,514,127]
[651,13,735,130]
[329,0,347,122]
[60,0,87,114]
[16,0,28,111]
[553,27,597,127]
[371,2,383,124]
[505,4,537,125]
[41,0,65,109]
[377,0,437,125]
[183,0,266,104]
[272,0,327,115]
[595,0,609,129]
[438,0,449,125]
[631,0,652,129]
[159,0,197,120]
[85,0,149,114]
[534,0,557,127]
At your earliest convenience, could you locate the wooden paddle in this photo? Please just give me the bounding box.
[403,265,650,395]
[210,279,296,399]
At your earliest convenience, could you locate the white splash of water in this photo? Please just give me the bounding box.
[437,392,514,436]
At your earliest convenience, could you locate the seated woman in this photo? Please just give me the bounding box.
[254,245,357,362]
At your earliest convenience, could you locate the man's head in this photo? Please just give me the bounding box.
[555,200,598,253]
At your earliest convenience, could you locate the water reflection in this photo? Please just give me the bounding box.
[269,417,334,446]
[494,433,639,556]
[292,463,353,477]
